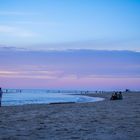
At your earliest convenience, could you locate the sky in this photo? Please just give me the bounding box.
[0,0,140,90]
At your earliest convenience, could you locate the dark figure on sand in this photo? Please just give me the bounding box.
[110,92,123,100]
[0,87,3,107]
[118,92,123,99]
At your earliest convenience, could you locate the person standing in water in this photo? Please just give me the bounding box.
[0,87,3,107]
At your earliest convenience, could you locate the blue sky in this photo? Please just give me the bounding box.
[0,0,140,50]
[0,0,140,90]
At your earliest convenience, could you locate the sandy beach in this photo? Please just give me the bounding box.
[0,92,140,140]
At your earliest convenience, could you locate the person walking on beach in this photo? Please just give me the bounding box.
[0,87,3,107]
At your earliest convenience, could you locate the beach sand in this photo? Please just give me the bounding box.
[0,92,140,140]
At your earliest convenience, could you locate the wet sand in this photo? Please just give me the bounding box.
[0,92,140,140]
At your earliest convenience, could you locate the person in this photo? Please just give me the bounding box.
[114,92,118,100]
[0,87,3,107]
[110,93,116,100]
[118,92,123,100]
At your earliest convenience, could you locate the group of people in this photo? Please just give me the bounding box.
[110,92,123,100]
[0,87,3,107]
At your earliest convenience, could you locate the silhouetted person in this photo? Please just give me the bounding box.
[110,92,118,100]
[0,87,3,107]
[110,93,115,100]
[114,92,118,100]
[118,92,123,100]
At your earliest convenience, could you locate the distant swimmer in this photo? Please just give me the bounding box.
[0,87,3,107]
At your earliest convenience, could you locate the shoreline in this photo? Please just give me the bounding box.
[0,92,140,140]
[1,92,104,106]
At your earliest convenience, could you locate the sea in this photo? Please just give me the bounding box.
[1,89,104,106]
